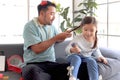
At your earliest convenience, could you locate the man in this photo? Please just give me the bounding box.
[22,1,72,80]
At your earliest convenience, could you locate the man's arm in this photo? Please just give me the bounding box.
[30,32,72,54]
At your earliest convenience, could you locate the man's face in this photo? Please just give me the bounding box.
[43,6,56,25]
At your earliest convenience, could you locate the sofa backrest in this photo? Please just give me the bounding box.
[0,40,70,59]
[0,44,23,58]
[54,40,70,63]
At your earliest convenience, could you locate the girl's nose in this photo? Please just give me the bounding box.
[87,31,90,35]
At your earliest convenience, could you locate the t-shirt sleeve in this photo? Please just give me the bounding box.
[23,24,41,50]
[92,48,103,58]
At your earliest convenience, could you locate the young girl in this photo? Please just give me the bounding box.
[65,16,108,80]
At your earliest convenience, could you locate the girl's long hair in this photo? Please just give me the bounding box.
[80,16,98,49]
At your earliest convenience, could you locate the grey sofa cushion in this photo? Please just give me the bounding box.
[54,40,70,63]
[107,72,120,80]
[99,47,120,80]
[98,58,120,80]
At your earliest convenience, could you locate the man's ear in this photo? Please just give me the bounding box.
[40,11,45,16]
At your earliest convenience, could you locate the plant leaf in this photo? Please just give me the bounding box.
[60,21,66,32]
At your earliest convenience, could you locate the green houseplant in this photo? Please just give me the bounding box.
[56,4,73,32]
[56,0,98,33]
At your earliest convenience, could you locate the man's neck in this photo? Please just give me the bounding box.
[37,17,45,26]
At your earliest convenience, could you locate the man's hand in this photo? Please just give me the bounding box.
[54,31,72,42]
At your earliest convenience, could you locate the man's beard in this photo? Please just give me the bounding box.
[47,21,52,25]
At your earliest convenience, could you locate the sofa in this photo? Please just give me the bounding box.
[0,40,120,80]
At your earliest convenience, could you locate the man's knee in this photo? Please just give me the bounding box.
[22,64,39,74]
[22,64,41,80]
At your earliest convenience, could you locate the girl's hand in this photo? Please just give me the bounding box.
[98,56,108,64]
[70,43,81,54]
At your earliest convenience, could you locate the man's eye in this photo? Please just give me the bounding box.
[51,13,55,16]
[48,12,55,16]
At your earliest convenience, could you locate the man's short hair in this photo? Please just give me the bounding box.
[37,1,56,15]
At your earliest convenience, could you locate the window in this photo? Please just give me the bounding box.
[0,0,27,44]
[0,0,73,44]
[95,0,120,49]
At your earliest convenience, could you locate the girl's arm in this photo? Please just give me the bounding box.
[93,48,108,64]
